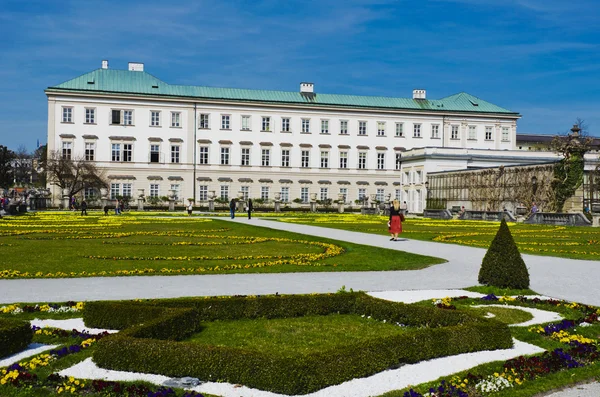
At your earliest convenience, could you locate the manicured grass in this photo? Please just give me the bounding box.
[185,314,407,355]
[0,212,443,279]
[464,306,533,325]
[274,213,600,260]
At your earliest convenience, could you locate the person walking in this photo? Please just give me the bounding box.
[388,199,404,241]
[187,201,193,215]
[531,202,538,215]
[114,200,120,215]
[229,198,236,219]
[247,198,253,220]
[80,199,88,216]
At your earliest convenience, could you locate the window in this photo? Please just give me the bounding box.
[395,153,402,170]
[122,183,132,198]
[123,144,132,162]
[281,187,290,203]
[151,111,161,127]
[321,120,329,134]
[377,121,386,136]
[111,109,133,125]
[84,187,95,199]
[171,112,181,127]
[340,120,348,135]
[62,107,72,123]
[111,143,121,162]
[300,187,309,203]
[281,149,290,167]
[358,121,367,135]
[150,144,160,163]
[198,185,208,201]
[199,114,209,129]
[403,171,410,184]
[281,117,290,132]
[431,124,440,138]
[170,184,180,201]
[451,125,459,140]
[339,188,348,203]
[376,188,384,202]
[85,108,95,124]
[485,126,493,140]
[468,125,477,140]
[220,147,230,165]
[220,185,229,200]
[199,146,209,164]
[358,188,366,201]
[241,115,251,131]
[149,184,159,198]
[110,183,120,200]
[171,145,180,163]
[395,189,402,201]
[261,148,270,166]
[85,142,95,161]
[416,170,422,184]
[413,124,421,137]
[301,118,310,133]
[261,186,269,200]
[241,186,249,200]
[261,117,271,131]
[241,148,250,166]
[320,187,328,201]
[221,115,230,130]
[358,152,367,169]
[301,150,310,168]
[339,151,348,169]
[320,151,329,168]
[502,127,510,141]
[62,141,72,159]
[395,123,404,137]
[377,153,385,170]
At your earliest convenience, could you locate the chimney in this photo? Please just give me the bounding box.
[128,62,144,72]
[101,60,109,69]
[413,89,426,100]
[300,82,314,93]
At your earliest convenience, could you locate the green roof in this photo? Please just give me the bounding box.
[47,68,519,115]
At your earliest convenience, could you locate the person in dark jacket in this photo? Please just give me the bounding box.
[81,199,88,216]
[247,199,253,219]
[388,199,403,241]
[229,198,236,219]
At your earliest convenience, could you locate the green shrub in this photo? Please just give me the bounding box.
[89,292,512,394]
[478,219,530,289]
[0,318,33,358]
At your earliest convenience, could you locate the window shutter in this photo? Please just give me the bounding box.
[112,110,121,125]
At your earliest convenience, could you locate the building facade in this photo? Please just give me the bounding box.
[47,61,533,210]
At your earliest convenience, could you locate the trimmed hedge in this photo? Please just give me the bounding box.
[88,292,512,394]
[0,318,33,359]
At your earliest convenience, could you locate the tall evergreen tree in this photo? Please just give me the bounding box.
[478,219,530,289]
[0,145,15,189]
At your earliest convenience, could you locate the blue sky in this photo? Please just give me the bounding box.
[1,0,599,151]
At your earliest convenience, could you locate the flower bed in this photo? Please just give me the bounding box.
[88,292,512,394]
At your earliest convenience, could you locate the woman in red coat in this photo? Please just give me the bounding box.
[388,199,403,241]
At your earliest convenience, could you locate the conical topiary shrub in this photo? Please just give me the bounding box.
[478,219,530,289]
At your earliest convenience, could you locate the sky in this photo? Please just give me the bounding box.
[1,0,599,151]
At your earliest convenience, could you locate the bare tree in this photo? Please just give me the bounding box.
[12,145,33,186]
[46,150,108,198]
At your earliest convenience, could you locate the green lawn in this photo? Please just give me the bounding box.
[0,212,443,279]
[273,213,600,260]
[185,313,407,356]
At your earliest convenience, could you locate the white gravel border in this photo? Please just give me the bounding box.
[472,304,563,327]
[368,290,556,304]
[30,318,119,334]
[0,343,58,368]
[60,338,544,397]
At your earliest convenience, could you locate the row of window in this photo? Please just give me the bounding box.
[105,183,405,204]
[61,107,511,141]
[62,141,182,164]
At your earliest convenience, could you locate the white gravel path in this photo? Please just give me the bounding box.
[368,289,485,303]
[30,318,119,334]
[0,343,58,368]
[471,304,563,327]
[60,339,544,397]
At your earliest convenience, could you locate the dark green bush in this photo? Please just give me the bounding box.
[478,219,530,289]
[89,292,512,394]
[0,318,33,358]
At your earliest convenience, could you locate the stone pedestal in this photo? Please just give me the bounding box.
[100,188,108,210]
[337,193,345,213]
[137,198,145,211]
[208,200,215,212]
[62,195,70,210]
[274,200,281,213]
[592,215,600,228]
[168,198,175,212]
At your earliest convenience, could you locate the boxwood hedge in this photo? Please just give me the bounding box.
[0,318,33,359]
[87,292,512,394]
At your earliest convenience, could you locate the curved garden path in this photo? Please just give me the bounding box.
[1,217,599,306]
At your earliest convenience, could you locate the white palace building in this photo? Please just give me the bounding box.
[46,61,560,212]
